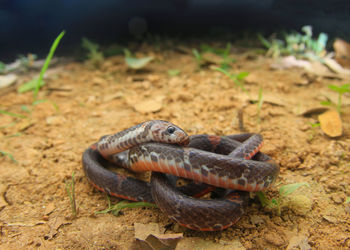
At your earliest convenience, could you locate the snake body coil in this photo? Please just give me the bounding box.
[82,120,279,231]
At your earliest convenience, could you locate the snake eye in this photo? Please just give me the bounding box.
[167,126,176,134]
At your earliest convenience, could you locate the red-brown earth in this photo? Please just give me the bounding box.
[0,42,349,249]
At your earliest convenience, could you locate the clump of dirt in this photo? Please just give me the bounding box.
[0,42,349,249]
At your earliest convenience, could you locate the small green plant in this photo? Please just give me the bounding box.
[200,43,234,69]
[96,196,156,216]
[0,150,17,163]
[192,43,235,69]
[124,49,154,69]
[258,34,285,58]
[257,182,309,215]
[167,69,180,76]
[307,122,321,141]
[309,122,320,128]
[81,37,104,67]
[213,67,249,90]
[3,132,22,139]
[346,197,350,204]
[321,83,350,113]
[65,172,77,218]
[258,25,328,59]
[200,43,231,57]
[18,31,65,99]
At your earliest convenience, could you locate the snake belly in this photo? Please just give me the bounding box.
[82,120,279,231]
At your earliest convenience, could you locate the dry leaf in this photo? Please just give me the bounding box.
[333,38,350,69]
[318,110,342,137]
[305,61,342,80]
[134,223,183,250]
[270,56,311,70]
[262,93,287,106]
[0,74,18,88]
[142,234,183,250]
[103,92,124,102]
[322,215,337,223]
[323,57,350,77]
[134,99,163,114]
[134,222,161,240]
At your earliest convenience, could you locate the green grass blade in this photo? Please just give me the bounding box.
[0,150,17,163]
[213,66,230,77]
[236,71,249,80]
[123,49,132,57]
[96,200,156,216]
[279,182,309,197]
[0,109,27,119]
[17,78,45,93]
[192,49,202,60]
[320,100,332,106]
[3,132,22,138]
[34,31,65,98]
[81,37,99,53]
[256,191,270,207]
[257,33,271,49]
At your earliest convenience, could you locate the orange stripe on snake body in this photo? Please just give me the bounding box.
[190,171,203,184]
[131,161,152,172]
[207,135,221,147]
[90,180,138,201]
[176,166,187,179]
[219,177,227,189]
[209,173,218,187]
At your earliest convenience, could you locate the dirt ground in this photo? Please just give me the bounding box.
[0,41,349,249]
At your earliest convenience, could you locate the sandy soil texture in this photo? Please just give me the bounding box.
[0,43,349,249]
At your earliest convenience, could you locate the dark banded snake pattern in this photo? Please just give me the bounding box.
[82,120,279,231]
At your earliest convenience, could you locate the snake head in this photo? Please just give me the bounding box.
[149,120,189,146]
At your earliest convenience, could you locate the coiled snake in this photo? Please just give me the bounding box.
[82,120,279,231]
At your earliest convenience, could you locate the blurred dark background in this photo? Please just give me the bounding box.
[1,0,349,62]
